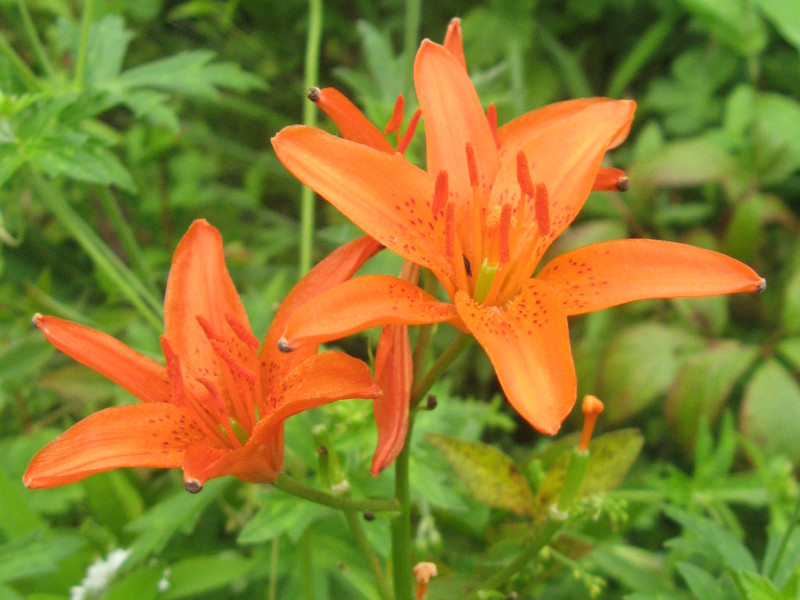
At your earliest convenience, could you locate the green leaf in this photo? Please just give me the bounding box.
[125,478,232,564]
[160,554,253,600]
[782,267,800,335]
[752,93,800,183]
[755,0,800,52]
[631,136,737,189]
[116,51,265,101]
[666,507,757,572]
[599,324,703,424]
[85,15,135,86]
[723,194,793,264]
[532,429,644,516]
[0,531,84,583]
[778,337,800,373]
[238,488,325,544]
[36,139,136,192]
[105,564,161,600]
[740,359,800,463]
[426,433,535,515]
[677,0,768,56]
[677,561,724,598]
[665,341,759,447]
[732,571,785,600]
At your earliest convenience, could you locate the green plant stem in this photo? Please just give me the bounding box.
[74,0,94,89]
[344,508,394,600]
[0,31,42,91]
[391,415,414,600]
[410,332,472,407]
[537,26,592,98]
[298,0,322,277]
[463,446,591,599]
[402,0,421,96]
[96,188,158,295]
[15,0,56,78]
[273,473,399,513]
[30,172,164,331]
[768,494,800,580]
[268,536,279,600]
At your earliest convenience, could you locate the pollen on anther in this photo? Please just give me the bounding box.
[498,204,512,263]
[465,143,478,187]
[516,151,536,197]
[306,87,321,102]
[432,171,449,215]
[534,183,550,235]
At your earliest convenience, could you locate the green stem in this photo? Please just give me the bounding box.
[402,0,421,97]
[273,473,399,513]
[268,536,279,600]
[463,447,591,598]
[767,494,800,580]
[74,0,95,89]
[97,188,158,295]
[391,416,414,600]
[345,509,394,600]
[537,26,592,98]
[410,333,472,406]
[30,172,163,331]
[0,30,42,90]
[15,0,56,78]
[298,0,323,276]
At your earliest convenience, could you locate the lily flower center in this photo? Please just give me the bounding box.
[433,143,552,307]
[161,313,262,450]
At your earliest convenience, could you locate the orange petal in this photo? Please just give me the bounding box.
[164,220,255,391]
[309,87,394,153]
[497,98,634,162]
[257,351,380,431]
[23,403,197,488]
[33,314,169,404]
[272,126,451,281]
[371,325,412,475]
[537,239,766,316]
[261,235,382,391]
[592,167,629,192]
[414,40,499,198]
[492,100,636,264]
[455,280,576,434]
[182,441,280,488]
[280,275,459,349]
[443,18,466,69]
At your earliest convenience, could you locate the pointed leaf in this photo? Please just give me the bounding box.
[426,433,535,515]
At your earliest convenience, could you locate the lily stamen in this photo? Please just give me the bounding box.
[384,94,405,137]
[578,394,605,451]
[432,170,449,215]
[535,183,551,235]
[397,109,421,155]
[486,103,500,148]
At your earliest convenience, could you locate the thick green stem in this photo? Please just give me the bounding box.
[30,172,163,331]
[345,509,394,600]
[273,473,398,513]
[74,0,95,90]
[410,333,472,407]
[298,0,322,276]
[391,416,414,600]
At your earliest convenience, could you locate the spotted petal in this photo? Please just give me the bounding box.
[455,280,576,434]
[280,275,460,349]
[537,239,766,315]
[24,403,198,488]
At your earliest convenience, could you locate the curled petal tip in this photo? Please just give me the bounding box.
[307,86,321,102]
[184,478,203,493]
[277,337,294,353]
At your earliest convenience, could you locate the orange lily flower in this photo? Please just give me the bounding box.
[271,20,764,434]
[24,220,382,492]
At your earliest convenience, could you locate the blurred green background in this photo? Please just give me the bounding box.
[1,0,800,598]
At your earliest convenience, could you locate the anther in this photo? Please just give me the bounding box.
[465,143,478,187]
[226,313,260,349]
[32,312,42,328]
[756,278,767,293]
[184,478,203,494]
[498,204,512,263]
[515,151,536,197]
[534,183,550,235]
[432,171,449,215]
[462,255,472,277]
[277,337,293,353]
[363,510,375,522]
[306,87,321,102]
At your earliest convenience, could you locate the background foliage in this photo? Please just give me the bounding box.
[1,0,799,598]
